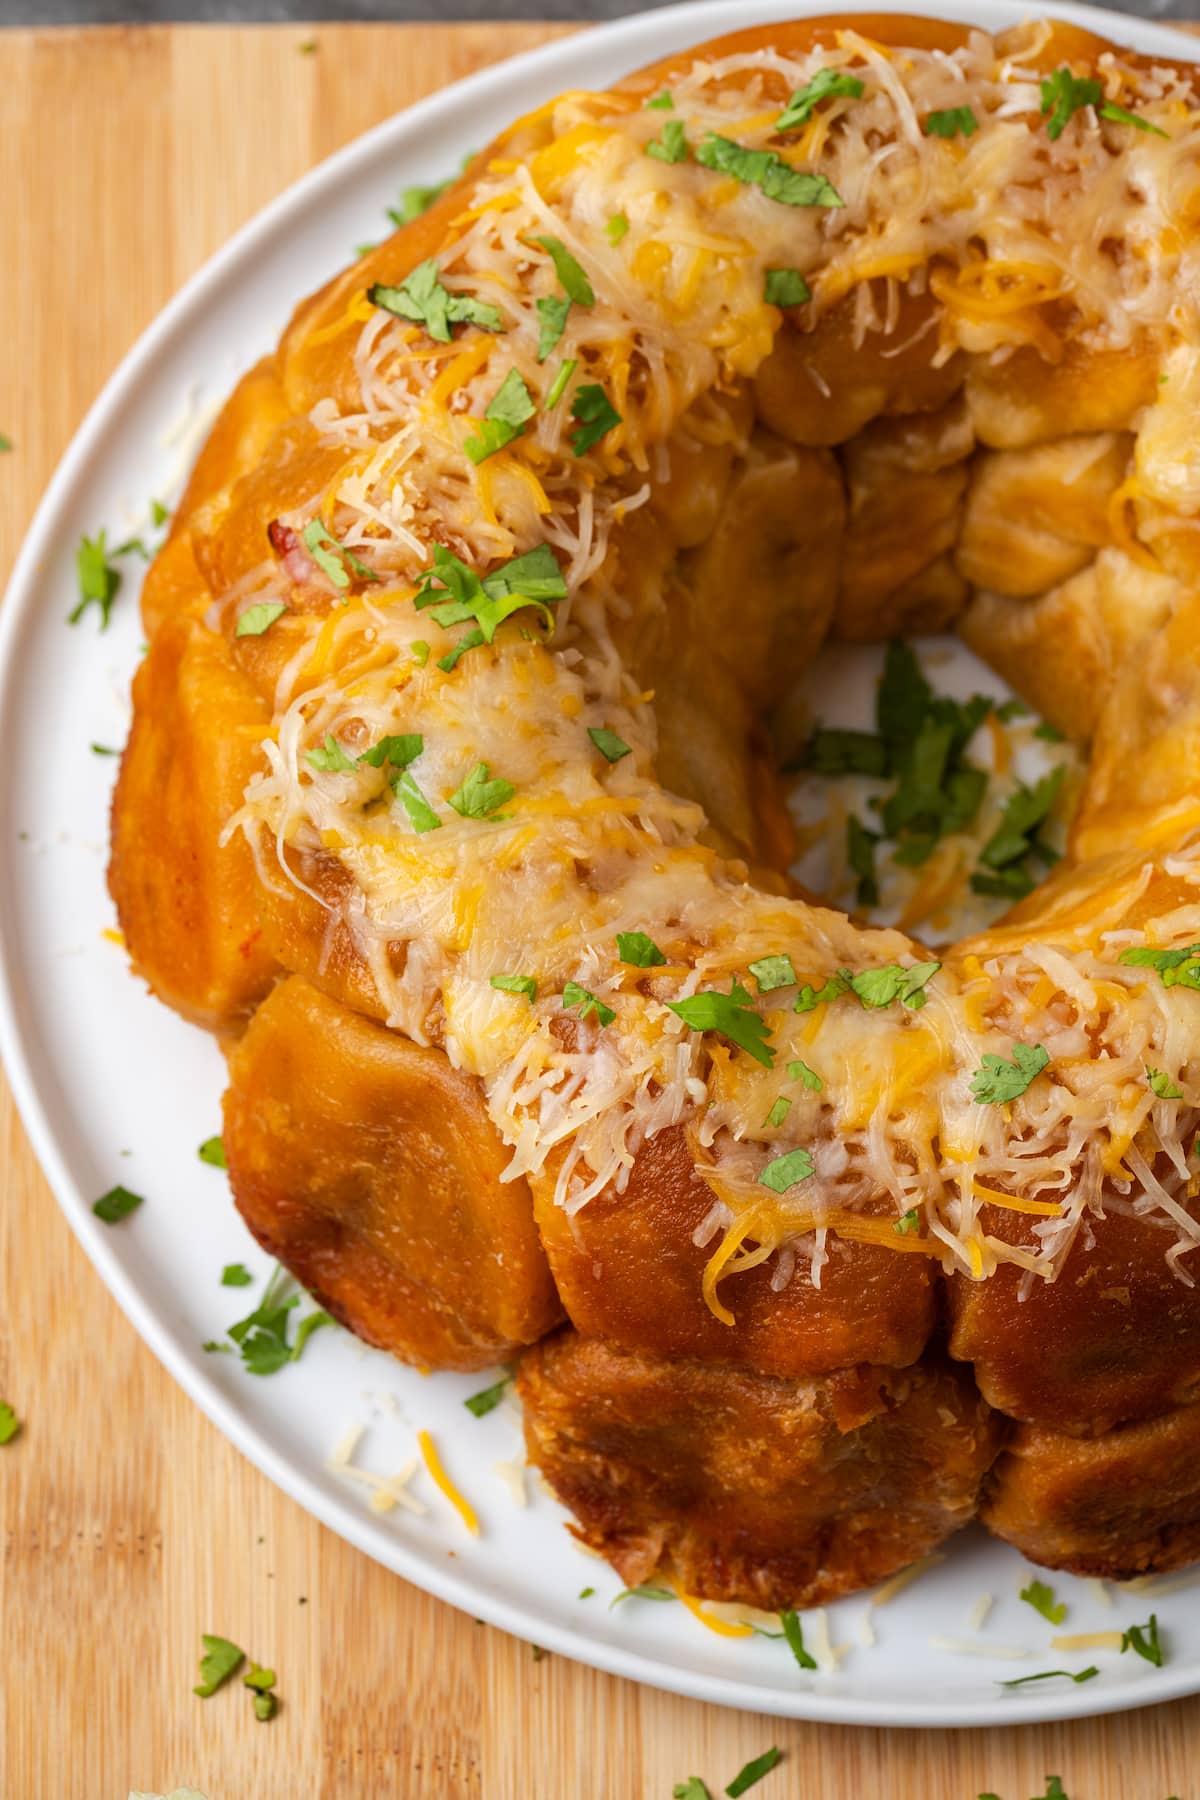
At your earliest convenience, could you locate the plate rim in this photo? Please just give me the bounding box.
[3,0,1200,1729]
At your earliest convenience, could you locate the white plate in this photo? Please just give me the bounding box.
[3,0,1200,1730]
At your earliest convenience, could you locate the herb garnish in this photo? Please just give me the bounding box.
[307,735,357,773]
[390,175,454,226]
[563,981,616,1028]
[218,1264,334,1375]
[396,769,441,833]
[925,106,979,138]
[970,1042,1050,1105]
[695,134,844,207]
[647,119,689,163]
[93,1184,143,1224]
[787,1059,822,1091]
[449,761,515,819]
[764,268,811,307]
[610,1583,675,1606]
[198,1135,227,1168]
[532,235,595,360]
[221,1264,253,1288]
[726,1748,783,1796]
[972,768,1065,900]
[235,600,288,638]
[749,954,797,993]
[1040,67,1166,139]
[847,814,879,907]
[777,67,864,130]
[667,981,776,1068]
[1122,1612,1164,1666]
[465,368,536,464]
[673,1782,712,1800]
[758,1147,815,1193]
[617,931,666,967]
[0,1402,20,1445]
[851,960,939,1011]
[588,725,631,763]
[894,1208,920,1235]
[1020,1577,1067,1625]
[646,89,674,110]
[491,974,537,1003]
[607,213,630,244]
[1148,1067,1183,1100]
[301,516,378,589]
[999,1667,1098,1688]
[764,1096,791,1128]
[368,259,504,341]
[70,530,146,630]
[1119,942,1200,990]
[414,542,566,665]
[194,1635,244,1697]
[464,1374,511,1417]
[545,357,577,408]
[780,1610,817,1670]
[570,384,622,455]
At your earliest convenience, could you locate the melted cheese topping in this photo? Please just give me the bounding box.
[221,21,1200,1303]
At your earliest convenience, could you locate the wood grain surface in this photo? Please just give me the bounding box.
[2,20,1200,1800]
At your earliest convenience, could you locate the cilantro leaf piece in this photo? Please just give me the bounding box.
[91,743,119,756]
[610,1584,675,1607]
[292,1310,335,1360]
[0,433,12,452]
[449,761,515,819]
[411,639,430,666]
[979,768,1065,871]
[390,175,455,225]
[877,640,933,750]
[395,769,441,833]
[749,954,797,993]
[759,1147,815,1193]
[0,1402,20,1445]
[787,1059,822,1091]
[368,259,504,342]
[253,1691,279,1721]
[579,1587,595,1599]
[970,1042,1049,1105]
[999,1667,1099,1688]
[70,531,122,630]
[357,733,424,774]
[777,67,864,130]
[617,931,666,967]
[1040,67,1103,139]
[490,973,537,1003]
[198,1135,227,1169]
[646,119,689,163]
[673,1782,712,1800]
[545,357,577,407]
[696,134,844,207]
[588,725,631,763]
[764,268,811,307]
[668,982,776,1068]
[1099,100,1167,137]
[1037,1785,1070,1800]
[970,865,1037,901]
[1121,1612,1164,1666]
[563,980,616,1028]
[301,516,378,589]
[850,960,940,1011]
[194,1634,244,1697]
[607,213,630,244]
[847,814,879,909]
[1033,719,1066,742]
[93,1184,143,1224]
[894,1207,920,1235]
[779,1609,817,1670]
[646,89,675,110]
[235,600,288,638]
[1148,1067,1183,1100]
[415,542,566,645]
[804,728,890,777]
[726,1747,783,1796]
[307,734,358,773]
[464,1374,511,1417]
[438,629,485,673]
[925,106,978,138]
[1020,1578,1067,1626]
[764,1096,792,1128]
[536,295,571,361]
[244,1663,276,1692]
[534,234,595,306]
[570,384,622,455]
[465,368,536,464]
[1119,941,1200,990]
[221,1263,253,1287]
[794,970,852,1014]
[222,1264,331,1375]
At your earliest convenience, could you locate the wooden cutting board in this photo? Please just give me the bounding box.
[2,20,1199,1798]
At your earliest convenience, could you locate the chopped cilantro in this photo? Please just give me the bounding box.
[395,769,441,833]
[999,1667,1098,1688]
[975,768,1065,889]
[803,729,889,777]
[244,1663,276,1693]
[996,697,1029,722]
[235,600,287,638]
[970,1042,1050,1105]
[91,743,119,756]
[646,119,689,163]
[749,954,796,993]
[726,1747,783,1796]
[449,761,515,819]
[579,1587,595,1599]
[1040,67,1102,137]
[764,268,811,307]
[1020,1578,1067,1626]
[545,357,577,408]
[696,134,843,207]
[1034,719,1065,742]
[563,981,615,1028]
[894,1208,920,1235]
[588,725,631,763]
[221,1263,253,1288]
[1121,1612,1164,1666]
[1118,942,1200,990]
[464,1374,511,1417]
[780,1610,817,1670]
[1037,1785,1070,1800]
[787,1059,822,1091]
[534,234,595,306]
[368,259,504,342]
[0,433,12,452]
[307,734,357,774]
[536,296,571,361]
[610,1583,675,1606]
[850,960,940,1011]
[878,640,931,748]
[93,1184,143,1224]
[606,213,630,244]
[668,981,776,1068]
[465,368,536,464]
[1099,100,1167,137]
[390,174,455,225]
[222,1264,332,1376]
[0,1402,20,1445]
[491,974,537,1003]
[194,1634,244,1697]
[414,542,566,647]
[70,531,123,630]
[1148,1067,1183,1100]
[924,106,978,138]
[301,516,378,589]
[617,930,666,967]
[759,1147,815,1193]
[358,733,424,776]
[763,1096,792,1129]
[646,89,674,110]
[438,630,484,673]
[253,1691,279,1722]
[777,67,864,130]
[673,1782,712,1800]
[570,384,622,455]
[411,639,430,666]
[198,1136,227,1168]
[794,970,852,1014]
[847,814,879,908]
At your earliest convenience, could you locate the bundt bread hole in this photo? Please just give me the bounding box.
[222,975,563,1371]
[519,1330,1003,1611]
